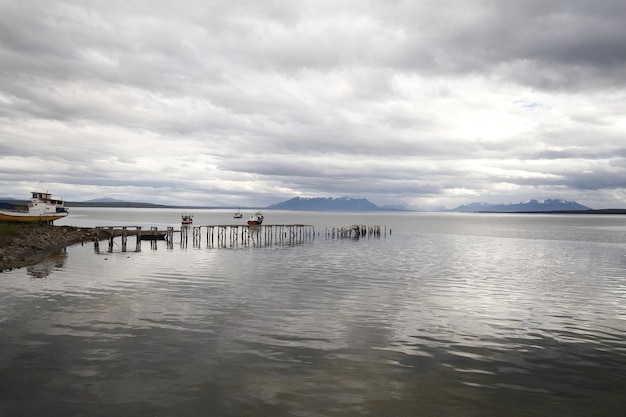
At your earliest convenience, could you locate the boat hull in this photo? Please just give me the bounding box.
[247,211,264,225]
[0,211,68,222]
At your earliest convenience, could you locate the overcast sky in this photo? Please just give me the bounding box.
[1,0,625,209]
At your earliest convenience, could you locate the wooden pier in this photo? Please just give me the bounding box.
[93,223,385,253]
[94,226,176,252]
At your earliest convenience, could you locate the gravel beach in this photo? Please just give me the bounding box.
[0,224,97,272]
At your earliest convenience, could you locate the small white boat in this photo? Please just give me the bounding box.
[0,191,68,223]
[247,211,264,225]
[233,208,243,219]
[181,214,193,225]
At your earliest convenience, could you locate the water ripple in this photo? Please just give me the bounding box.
[2,214,626,416]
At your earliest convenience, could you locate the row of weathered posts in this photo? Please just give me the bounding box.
[93,224,385,253]
[181,224,316,248]
[324,224,386,239]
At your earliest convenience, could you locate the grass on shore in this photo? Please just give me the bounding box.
[0,223,26,248]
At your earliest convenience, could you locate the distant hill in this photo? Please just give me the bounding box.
[267,197,381,211]
[82,197,127,203]
[450,199,591,212]
[67,199,172,208]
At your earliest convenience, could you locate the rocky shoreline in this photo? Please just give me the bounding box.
[0,224,97,273]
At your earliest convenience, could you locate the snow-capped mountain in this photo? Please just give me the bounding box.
[267,196,380,211]
[450,199,591,212]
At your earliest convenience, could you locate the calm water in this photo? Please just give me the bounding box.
[1,208,626,416]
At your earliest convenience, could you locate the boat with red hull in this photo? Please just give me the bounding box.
[247,211,264,225]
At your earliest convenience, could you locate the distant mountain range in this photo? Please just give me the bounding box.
[60,196,621,213]
[266,197,594,213]
[267,197,381,211]
[83,198,127,203]
[66,196,392,211]
[67,198,173,208]
[450,199,591,212]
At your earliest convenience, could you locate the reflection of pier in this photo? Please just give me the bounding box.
[27,248,68,278]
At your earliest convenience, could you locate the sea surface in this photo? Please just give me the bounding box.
[1,208,626,416]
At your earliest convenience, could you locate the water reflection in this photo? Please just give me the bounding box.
[3,214,626,416]
[26,248,68,278]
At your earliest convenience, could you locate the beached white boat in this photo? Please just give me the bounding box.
[0,192,68,223]
[181,214,193,225]
[233,208,243,219]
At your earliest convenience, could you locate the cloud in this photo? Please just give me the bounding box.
[1,0,625,209]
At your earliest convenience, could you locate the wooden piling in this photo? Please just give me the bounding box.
[121,226,127,251]
[136,226,142,251]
